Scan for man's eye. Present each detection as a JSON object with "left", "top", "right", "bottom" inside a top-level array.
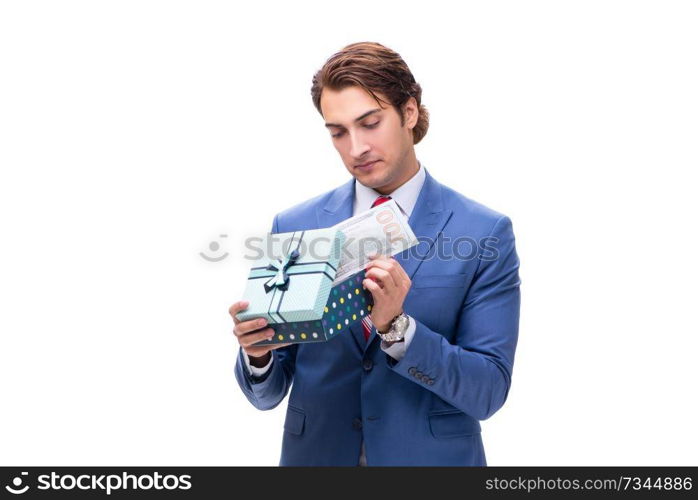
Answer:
[{"left": 331, "top": 122, "right": 378, "bottom": 138}]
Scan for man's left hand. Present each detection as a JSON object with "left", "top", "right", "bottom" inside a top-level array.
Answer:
[{"left": 362, "top": 255, "right": 412, "bottom": 333}]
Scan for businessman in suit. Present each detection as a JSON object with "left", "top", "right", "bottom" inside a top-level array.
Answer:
[{"left": 229, "top": 42, "right": 520, "bottom": 466}]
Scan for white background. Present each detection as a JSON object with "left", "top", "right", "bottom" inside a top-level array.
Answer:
[{"left": 1, "top": 0, "right": 696, "bottom": 466}]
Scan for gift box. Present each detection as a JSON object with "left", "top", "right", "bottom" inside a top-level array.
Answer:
[{"left": 238, "top": 228, "right": 373, "bottom": 345}]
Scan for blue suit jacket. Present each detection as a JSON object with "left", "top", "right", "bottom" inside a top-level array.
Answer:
[{"left": 235, "top": 168, "right": 521, "bottom": 466}]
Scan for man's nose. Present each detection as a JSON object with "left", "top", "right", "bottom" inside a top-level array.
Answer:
[{"left": 349, "top": 131, "right": 370, "bottom": 159}]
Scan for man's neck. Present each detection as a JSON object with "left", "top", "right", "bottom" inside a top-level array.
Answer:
[{"left": 374, "top": 157, "right": 420, "bottom": 195}]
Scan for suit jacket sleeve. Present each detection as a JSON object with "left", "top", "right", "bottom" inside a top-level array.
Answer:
[
  {"left": 385, "top": 215, "right": 521, "bottom": 420},
  {"left": 234, "top": 213, "right": 299, "bottom": 410}
]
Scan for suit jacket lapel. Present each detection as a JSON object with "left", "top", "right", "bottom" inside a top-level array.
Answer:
[
  {"left": 316, "top": 177, "right": 355, "bottom": 229},
  {"left": 393, "top": 169, "right": 453, "bottom": 280},
  {"left": 365, "top": 169, "right": 453, "bottom": 348}
]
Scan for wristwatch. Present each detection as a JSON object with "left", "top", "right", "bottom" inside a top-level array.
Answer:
[{"left": 376, "top": 312, "right": 410, "bottom": 342}]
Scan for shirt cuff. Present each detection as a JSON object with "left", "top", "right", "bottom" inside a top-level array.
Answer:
[
  {"left": 380, "top": 315, "right": 416, "bottom": 361},
  {"left": 242, "top": 349, "right": 273, "bottom": 377}
]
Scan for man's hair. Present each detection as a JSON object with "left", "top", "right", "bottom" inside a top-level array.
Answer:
[{"left": 311, "top": 41, "right": 429, "bottom": 145}]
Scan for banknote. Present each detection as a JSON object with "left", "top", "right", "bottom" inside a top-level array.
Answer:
[{"left": 331, "top": 199, "right": 418, "bottom": 285}]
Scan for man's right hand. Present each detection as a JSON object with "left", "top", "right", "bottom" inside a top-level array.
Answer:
[{"left": 229, "top": 300, "right": 291, "bottom": 367}]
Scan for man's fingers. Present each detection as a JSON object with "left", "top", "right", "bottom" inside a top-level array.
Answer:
[
  {"left": 234, "top": 317, "right": 269, "bottom": 337},
  {"left": 365, "top": 267, "right": 397, "bottom": 291},
  {"left": 228, "top": 300, "right": 249, "bottom": 316},
  {"left": 239, "top": 327, "right": 276, "bottom": 348},
  {"left": 367, "top": 255, "right": 401, "bottom": 276},
  {"left": 366, "top": 257, "right": 400, "bottom": 286},
  {"left": 229, "top": 300, "right": 250, "bottom": 323},
  {"left": 363, "top": 277, "right": 385, "bottom": 300},
  {"left": 367, "top": 256, "right": 410, "bottom": 290},
  {"left": 391, "top": 257, "right": 412, "bottom": 289}
]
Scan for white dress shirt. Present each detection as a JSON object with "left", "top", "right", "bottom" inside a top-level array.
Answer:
[{"left": 242, "top": 160, "right": 427, "bottom": 465}]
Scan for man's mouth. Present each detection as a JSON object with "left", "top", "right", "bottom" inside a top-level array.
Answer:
[{"left": 354, "top": 160, "right": 380, "bottom": 170}]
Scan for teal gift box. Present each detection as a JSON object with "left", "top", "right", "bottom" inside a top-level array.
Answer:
[{"left": 238, "top": 228, "right": 374, "bottom": 345}]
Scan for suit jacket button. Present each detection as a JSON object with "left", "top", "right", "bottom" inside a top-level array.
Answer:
[
  {"left": 426, "top": 378, "right": 434, "bottom": 385},
  {"left": 415, "top": 371, "right": 423, "bottom": 380},
  {"left": 352, "top": 418, "right": 363, "bottom": 430},
  {"left": 363, "top": 359, "right": 373, "bottom": 371},
  {"left": 408, "top": 367, "right": 417, "bottom": 376}
]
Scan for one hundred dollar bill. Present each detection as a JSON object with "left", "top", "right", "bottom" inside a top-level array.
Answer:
[{"left": 331, "top": 199, "right": 418, "bottom": 285}]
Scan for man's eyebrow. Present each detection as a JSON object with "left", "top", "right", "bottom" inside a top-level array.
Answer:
[{"left": 324, "top": 108, "right": 382, "bottom": 128}]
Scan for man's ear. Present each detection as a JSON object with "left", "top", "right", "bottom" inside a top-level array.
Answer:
[{"left": 402, "top": 97, "right": 419, "bottom": 129}]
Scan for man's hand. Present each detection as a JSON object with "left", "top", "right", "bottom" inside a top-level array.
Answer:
[
  {"left": 362, "top": 255, "right": 412, "bottom": 333},
  {"left": 229, "top": 300, "right": 291, "bottom": 367}
]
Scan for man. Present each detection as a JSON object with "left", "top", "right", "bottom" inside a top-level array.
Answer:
[{"left": 229, "top": 42, "right": 521, "bottom": 466}]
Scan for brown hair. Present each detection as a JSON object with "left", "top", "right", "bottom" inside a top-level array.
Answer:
[{"left": 311, "top": 42, "right": 430, "bottom": 145}]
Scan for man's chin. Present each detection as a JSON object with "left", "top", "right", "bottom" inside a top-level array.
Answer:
[
  {"left": 351, "top": 163, "right": 387, "bottom": 187},
  {"left": 353, "top": 172, "right": 384, "bottom": 189}
]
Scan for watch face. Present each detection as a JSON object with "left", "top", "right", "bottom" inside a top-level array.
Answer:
[
  {"left": 394, "top": 314, "right": 409, "bottom": 332},
  {"left": 381, "top": 314, "right": 408, "bottom": 341},
  {"left": 378, "top": 314, "right": 409, "bottom": 341}
]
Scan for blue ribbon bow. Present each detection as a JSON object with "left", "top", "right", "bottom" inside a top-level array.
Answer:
[{"left": 263, "top": 248, "right": 300, "bottom": 293}]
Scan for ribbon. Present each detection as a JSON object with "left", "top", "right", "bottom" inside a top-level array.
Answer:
[{"left": 263, "top": 249, "right": 300, "bottom": 293}]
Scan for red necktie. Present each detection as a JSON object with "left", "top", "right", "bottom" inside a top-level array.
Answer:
[{"left": 361, "top": 195, "right": 392, "bottom": 341}]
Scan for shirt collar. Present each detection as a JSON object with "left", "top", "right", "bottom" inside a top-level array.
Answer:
[{"left": 353, "top": 160, "right": 426, "bottom": 217}]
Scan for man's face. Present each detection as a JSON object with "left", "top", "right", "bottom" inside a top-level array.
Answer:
[{"left": 320, "top": 85, "right": 418, "bottom": 193}]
